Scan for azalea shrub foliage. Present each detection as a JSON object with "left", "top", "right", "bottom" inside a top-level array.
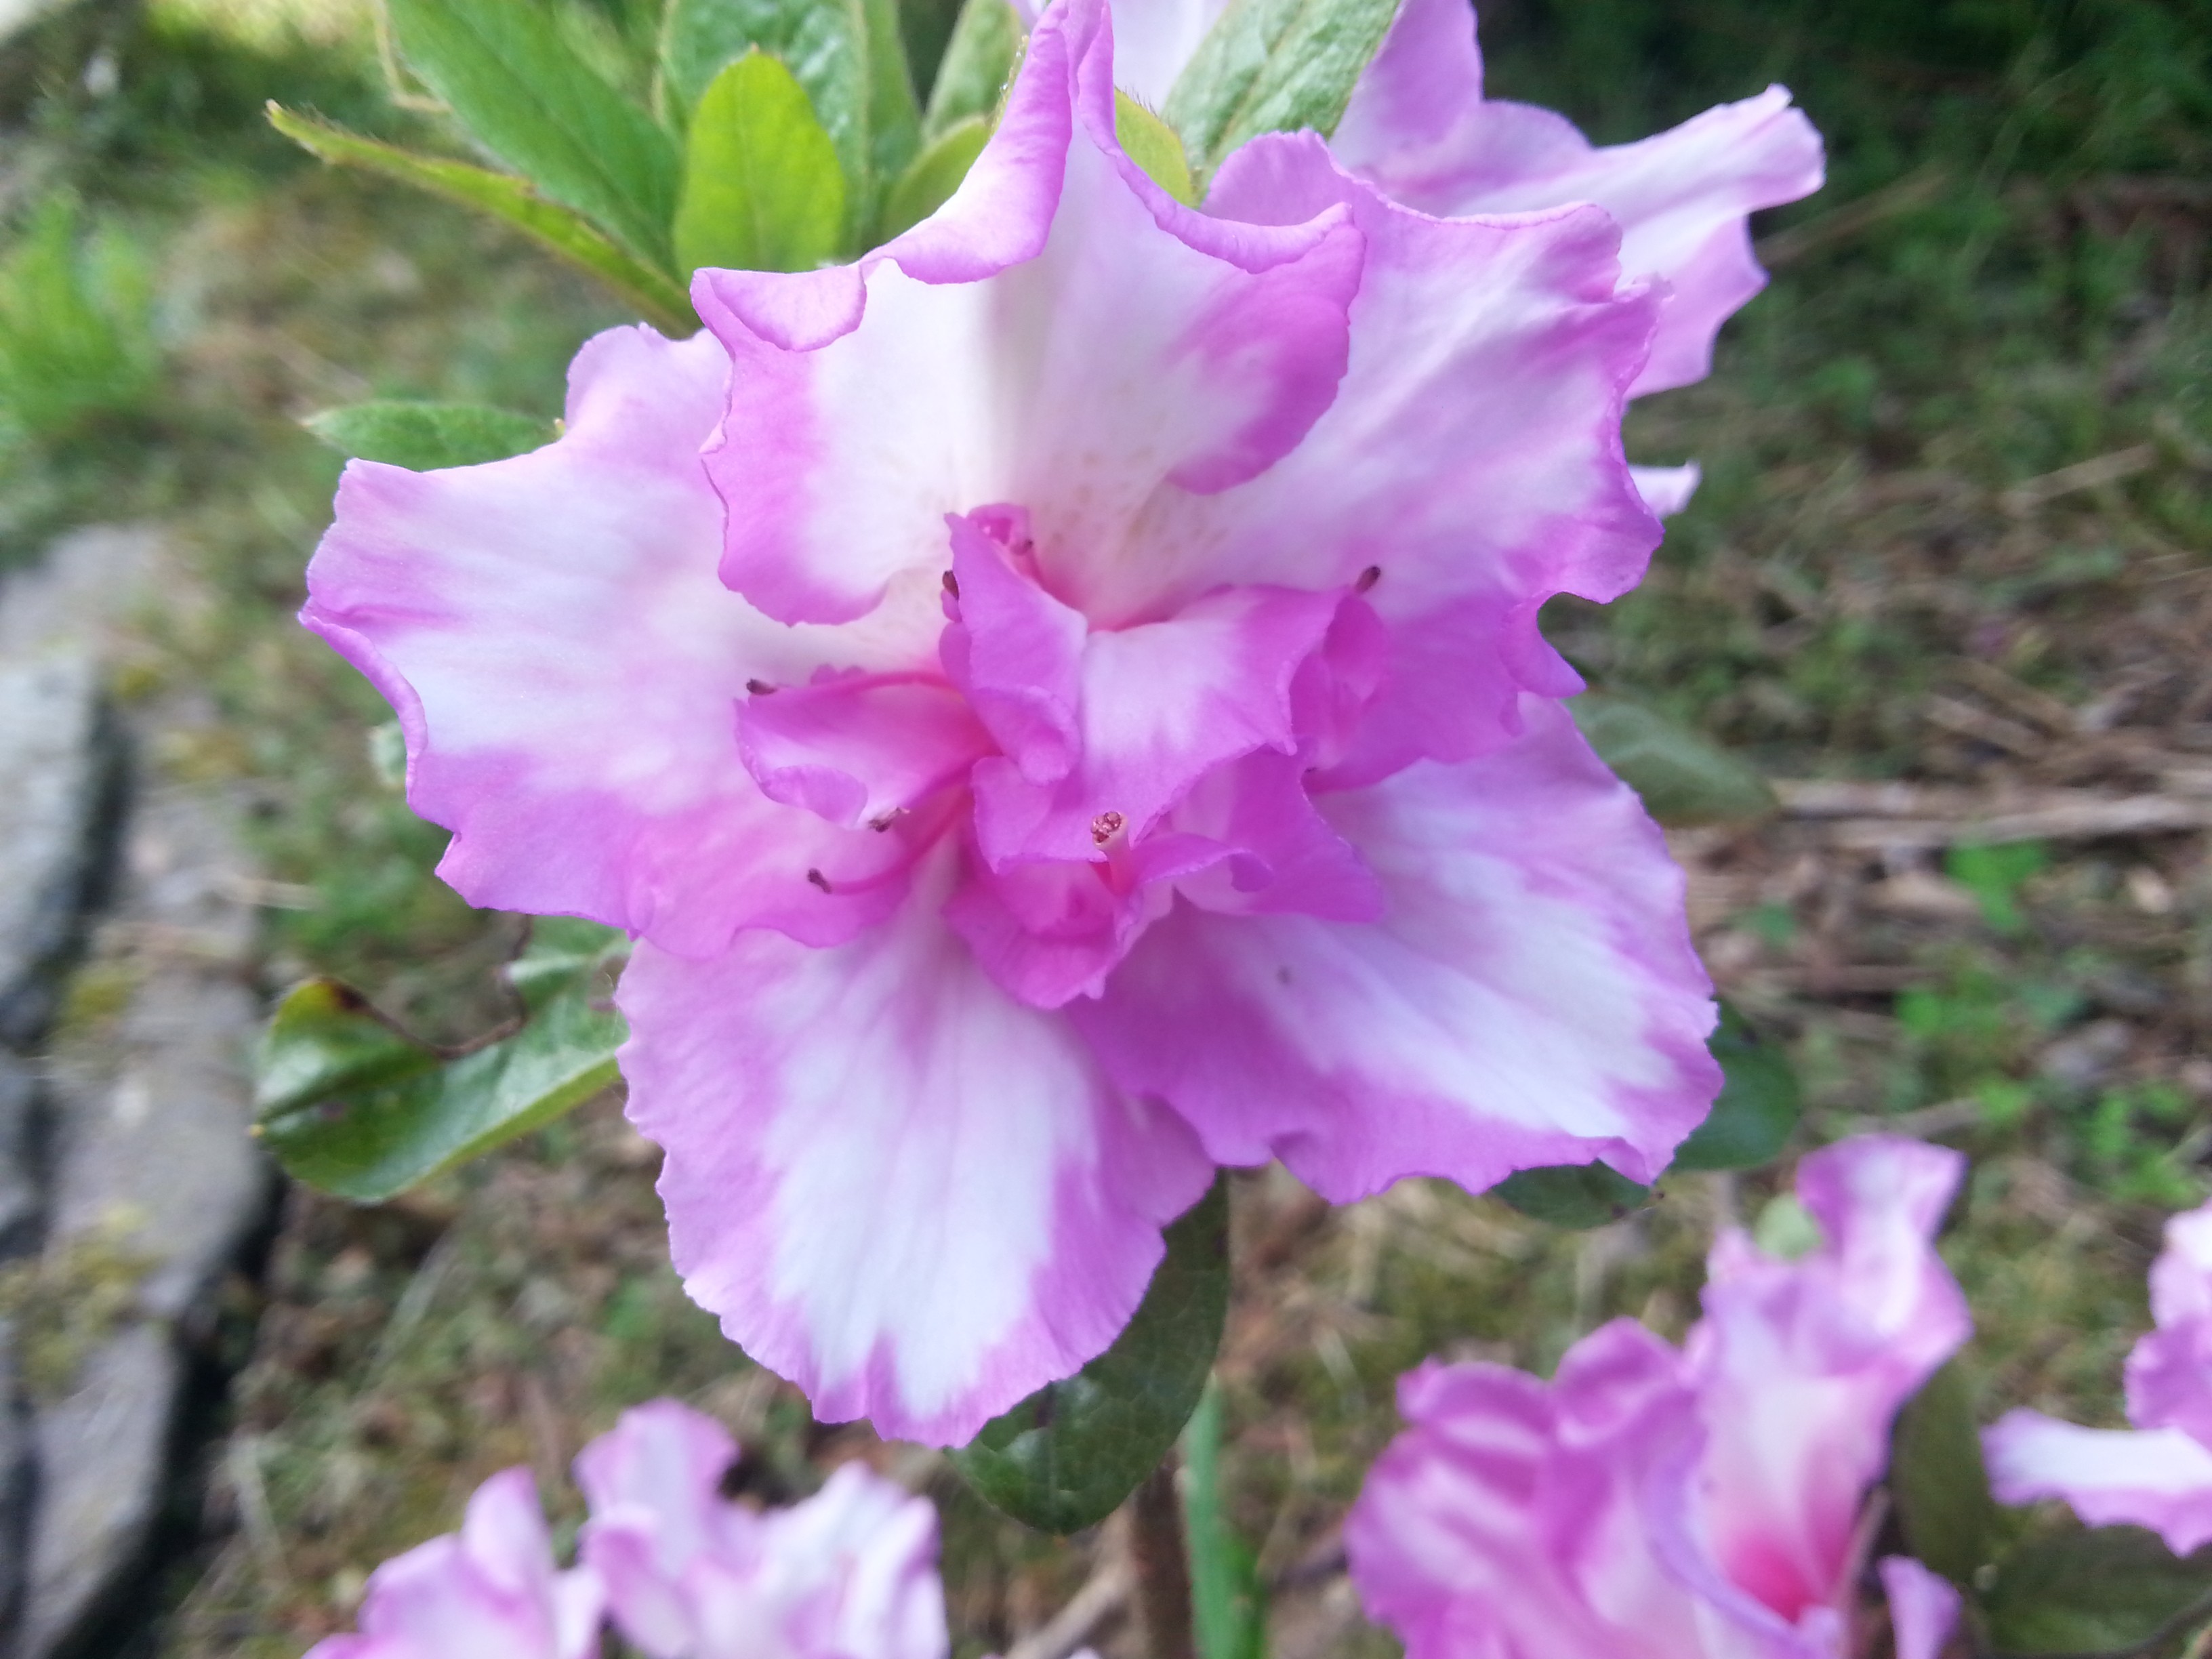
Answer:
[{"left": 254, "top": 0, "right": 2205, "bottom": 1653}]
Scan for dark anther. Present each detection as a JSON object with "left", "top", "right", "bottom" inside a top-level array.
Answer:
[
  {"left": 1090, "top": 810, "right": 1126, "bottom": 846},
  {"left": 1355, "top": 565, "right": 1382, "bottom": 592},
  {"left": 942, "top": 570, "right": 960, "bottom": 598},
  {"left": 745, "top": 678, "right": 776, "bottom": 695},
  {"left": 806, "top": 868, "right": 832, "bottom": 893},
  {"left": 868, "top": 808, "right": 906, "bottom": 832}
]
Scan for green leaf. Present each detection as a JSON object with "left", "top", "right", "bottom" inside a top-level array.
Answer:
[
  {"left": 661, "top": 0, "right": 876, "bottom": 207},
  {"left": 304, "top": 400, "right": 555, "bottom": 470},
  {"left": 949, "top": 1174, "right": 1230, "bottom": 1533},
  {"left": 1670, "top": 1002, "right": 1802, "bottom": 1172},
  {"left": 254, "top": 919, "right": 629, "bottom": 1204},
  {"left": 386, "top": 0, "right": 681, "bottom": 266},
  {"left": 1161, "top": 0, "right": 1399, "bottom": 185},
  {"left": 860, "top": 0, "right": 925, "bottom": 186},
  {"left": 875, "top": 115, "right": 989, "bottom": 242},
  {"left": 1115, "top": 90, "right": 1198, "bottom": 205},
  {"left": 1571, "top": 692, "right": 1778, "bottom": 827},
  {"left": 675, "top": 51, "right": 849, "bottom": 274},
  {"left": 1183, "top": 1382, "right": 1267, "bottom": 1659},
  {"left": 922, "top": 0, "right": 1019, "bottom": 137},
  {"left": 1890, "top": 1360, "right": 1999, "bottom": 1586},
  {"left": 1984, "top": 1526, "right": 2212, "bottom": 1656},
  {"left": 1493, "top": 1162, "right": 1652, "bottom": 1229},
  {"left": 267, "top": 104, "right": 695, "bottom": 333},
  {"left": 898, "top": 0, "right": 968, "bottom": 110}
]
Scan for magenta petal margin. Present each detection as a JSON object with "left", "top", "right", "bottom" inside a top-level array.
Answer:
[
  {"left": 1345, "top": 1136, "right": 1969, "bottom": 1659},
  {"left": 1986, "top": 1197, "right": 2212, "bottom": 1553},
  {"left": 302, "top": 0, "right": 1727, "bottom": 1443}
]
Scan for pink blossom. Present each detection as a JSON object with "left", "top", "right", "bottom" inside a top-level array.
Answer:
[
  {"left": 1115, "top": 0, "right": 1824, "bottom": 516},
  {"left": 577, "top": 1399, "right": 947, "bottom": 1659},
  {"left": 1985, "top": 1197, "right": 2212, "bottom": 1553},
  {"left": 303, "top": 0, "right": 1720, "bottom": 1443},
  {"left": 307, "top": 1469, "right": 602, "bottom": 1659},
  {"left": 1345, "top": 1136, "right": 1969, "bottom": 1659}
]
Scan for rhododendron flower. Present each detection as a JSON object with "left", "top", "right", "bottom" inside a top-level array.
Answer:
[
  {"left": 307, "top": 1469, "right": 602, "bottom": 1659},
  {"left": 1985, "top": 1196, "right": 2212, "bottom": 1553},
  {"left": 577, "top": 1399, "right": 946, "bottom": 1659},
  {"left": 304, "top": 0, "right": 1721, "bottom": 1443},
  {"left": 1345, "top": 1136, "right": 1969, "bottom": 1658},
  {"left": 1115, "top": 0, "right": 1825, "bottom": 516}
]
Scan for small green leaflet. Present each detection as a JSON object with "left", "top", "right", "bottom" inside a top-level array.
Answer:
[
  {"left": 386, "top": 0, "right": 682, "bottom": 268},
  {"left": 1572, "top": 692, "right": 1778, "bottom": 827},
  {"left": 949, "top": 1175, "right": 1229, "bottom": 1533},
  {"left": 922, "top": 0, "right": 1021, "bottom": 138},
  {"left": 255, "top": 919, "right": 629, "bottom": 1203},
  {"left": 1492, "top": 1161, "right": 1652, "bottom": 1229},
  {"left": 676, "top": 52, "right": 850, "bottom": 274},
  {"left": 876, "top": 115, "right": 990, "bottom": 243},
  {"left": 1162, "top": 0, "right": 1400, "bottom": 185},
  {"left": 1116, "top": 91, "right": 1199, "bottom": 205},
  {"left": 304, "top": 400, "right": 555, "bottom": 470},
  {"left": 1669, "top": 1002, "right": 1801, "bottom": 1172},
  {"left": 661, "top": 0, "right": 876, "bottom": 214},
  {"left": 1889, "top": 1360, "right": 2000, "bottom": 1587},
  {"left": 266, "top": 104, "right": 695, "bottom": 333}
]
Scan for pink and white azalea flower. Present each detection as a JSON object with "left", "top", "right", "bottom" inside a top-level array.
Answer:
[
  {"left": 577, "top": 1399, "right": 947, "bottom": 1659},
  {"left": 308, "top": 1469, "right": 602, "bottom": 1659},
  {"left": 1985, "top": 1197, "right": 2212, "bottom": 1553},
  {"left": 1114, "top": 0, "right": 1825, "bottom": 516},
  {"left": 303, "top": 0, "right": 1721, "bottom": 1443},
  {"left": 1345, "top": 1136, "right": 1969, "bottom": 1659}
]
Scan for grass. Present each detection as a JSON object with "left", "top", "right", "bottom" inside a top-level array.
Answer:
[{"left": 0, "top": 0, "right": 2201, "bottom": 1651}]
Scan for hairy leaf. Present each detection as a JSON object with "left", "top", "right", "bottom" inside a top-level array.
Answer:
[
  {"left": 255, "top": 920, "right": 629, "bottom": 1203},
  {"left": 1162, "top": 0, "right": 1399, "bottom": 183},
  {"left": 1494, "top": 1162, "right": 1652, "bottom": 1229},
  {"left": 304, "top": 400, "right": 554, "bottom": 470},
  {"left": 1115, "top": 90, "right": 1198, "bottom": 205},
  {"left": 1572, "top": 692, "right": 1778, "bottom": 827},
  {"left": 387, "top": 0, "right": 681, "bottom": 266},
  {"left": 875, "top": 114, "right": 989, "bottom": 241},
  {"left": 267, "top": 105, "right": 695, "bottom": 332},
  {"left": 1671, "top": 1002, "right": 1802, "bottom": 1172},
  {"left": 1891, "top": 1360, "right": 2000, "bottom": 1586},
  {"left": 922, "top": 0, "right": 1020, "bottom": 136},
  {"left": 676, "top": 52, "right": 849, "bottom": 273},
  {"left": 949, "top": 1176, "right": 1229, "bottom": 1533},
  {"left": 1984, "top": 1526, "right": 2212, "bottom": 1656}
]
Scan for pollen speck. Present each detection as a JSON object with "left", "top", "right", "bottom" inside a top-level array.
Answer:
[
  {"left": 1355, "top": 565, "right": 1381, "bottom": 592},
  {"left": 806, "top": 868, "right": 832, "bottom": 892},
  {"left": 745, "top": 678, "right": 776, "bottom": 695},
  {"left": 942, "top": 571, "right": 960, "bottom": 598}
]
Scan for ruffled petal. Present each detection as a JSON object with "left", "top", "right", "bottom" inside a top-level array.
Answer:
[
  {"left": 1879, "top": 1557, "right": 1961, "bottom": 1659},
  {"left": 1071, "top": 697, "right": 1718, "bottom": 1202},
  {"left": 575, "top": 1399, "right": 743, "bottom": 1576},
  {"left": 698, "top": 0, "right": 1361, "bottom": 628},
  {"left": 301, "top": 326, "right": 940, "bottom": 956},
  {"left": 1984, "top": 1413, "right": 2212, "bottom": 1556},
  {"left": 1171, "top": 134, "right": 1662, "bottom": 762},
  {"left": 739, "top": 674, "right": 992, "bottom": 830},
  {"left": 754, "top": 1464, "right": 949, "bottom": 1659},
  {"left": 2126, "top": 1202, "right": 2212, "bottom": 1448},
  {"left": 616, "top": 849, "right": 1215, "bottom": 1443},
  {"left": 1632, "top": 463, "right": 1702, "bottom": 519},
  {"left": 1687, "top": 1137, "right": 1969, "bottom": 1627}
]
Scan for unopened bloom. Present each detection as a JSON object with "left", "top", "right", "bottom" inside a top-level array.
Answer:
[
  {"left": 305, "top": 0, "right": 1720, "bottom": 1443},
  {"left": 307, "top": 1469, "right": 602, "bottom": 1659},
  {"left": 577, "top": 1399, "right": 946, "bottom": 1659},
  {"left": 1114, "top": 0, "right": 1826, "bottom": 516},
  {"left": 1346, "top": 1136, "right": 1969, "bottom": 1659},
  {"left": 1985, "top": 1196, "right": 2212, "bottom": 1553}
]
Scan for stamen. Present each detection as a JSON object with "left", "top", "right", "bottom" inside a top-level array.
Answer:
[
  {"left": 806, "top": 868, "right": 832, "bottom": 893},
  {"left": 867, "top": 808, "right": 906, "bottom": 832},
  {"left": 1090, "top": 810, "right": 1126, "bottom": 846},
  {"left": 1355, "top": 565, "right": 1381, "bottom": 592},
  {"left": 745, "top": 678, "right": 776, "bottom": 695},
  {"left": 941, "top": 570, "right": 960, "bottom": 598}
]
